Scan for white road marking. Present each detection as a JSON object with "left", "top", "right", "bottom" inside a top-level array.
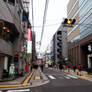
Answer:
[
  {"left": 7, "top": 89, "right": 30, "bottom": 92},
  {"left": 48, "top": 75, "right": 56, "bottom": 79},
  {"left": 67, "top": 75, "right": 78, "bottom": 79},
  {"left": 0, "top": 91, "right": 2, "bottom": 92}
]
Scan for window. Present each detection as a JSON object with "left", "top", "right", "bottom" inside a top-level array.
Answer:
[
  {"left": 8, "top": 0, "right": 15, "bottom": 5},
  {"left": 3, "top": 0, "right": 7, "bottom": 2},
  {"left": 57, "top": 31, "right": 62, "bottom": 35},
  {"left": 0, "top": 27, "right": 15, "bottom": 44}
]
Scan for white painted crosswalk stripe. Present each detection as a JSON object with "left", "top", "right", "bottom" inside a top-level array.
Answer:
[
  {"left": 7, "top": 89, "right": 30, "bottom": 92},
  {"left": 67, "top": 75, "right": 78, "bottom": 79},
  {"left": 64, "top": 76, "right": 71, "bottom": 79},
  {"left": 48, "top": 75, "right": 56, "bottom": 79}
]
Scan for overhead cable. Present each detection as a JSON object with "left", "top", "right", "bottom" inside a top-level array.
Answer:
[{"left": 40, "top": 0, "right": 49, "bottom": 51}]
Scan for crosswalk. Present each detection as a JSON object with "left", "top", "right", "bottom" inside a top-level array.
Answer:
[
  {"left": 0, "top": 89, "right": 30, "bottom": 92},
  {"left": 47, "top": 74, "right": 78, "bottom": 80},
  {"left": 48, "top": 75, "right": 56, "bottom": 79}
]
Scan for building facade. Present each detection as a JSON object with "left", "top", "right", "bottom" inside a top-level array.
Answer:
[
  {"left": 0, "top": 0, "right": 30, "bottom": 78},
  {"left": 31, "top": 31, "right": 36, "bottom": 62},
  {"left": 51, "top": 25, "right": 68, "bottom": 65},
  {"left": 67, "top": 0, "right": 92, "bottom": 72}
]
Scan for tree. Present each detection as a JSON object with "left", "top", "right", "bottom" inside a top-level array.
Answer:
[{"left": 67, "top": 55, "right": 75, "bottom": 68}]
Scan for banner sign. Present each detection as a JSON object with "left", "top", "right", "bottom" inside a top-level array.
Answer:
[
  {"left": 27, "top": 41, "right": 32, "bottom": 53},
  {"left": 27, "top": 28, "right": 31, "bottom": 41}
]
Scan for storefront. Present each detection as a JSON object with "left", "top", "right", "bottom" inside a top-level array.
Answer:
[{"left": 68, "top": 34, "right": 92, "bottom": 72}]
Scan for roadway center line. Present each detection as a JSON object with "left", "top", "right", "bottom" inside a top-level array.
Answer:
[
  {"left": 48, "top": 75, "right": 56, "bottom": 79},
  {"left": 7, "top": 89, "right": 30, "bottom": 92}
]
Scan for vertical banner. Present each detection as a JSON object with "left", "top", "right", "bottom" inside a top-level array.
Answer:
[
  {"left": 27, "top": 41, "right": 32, "bottom": 53},
  {"left": 27, "top": 28, "right": 31, "bottom": 41},
  {"left": 27, "top": 28, "right": 32, "bottom": 53}
]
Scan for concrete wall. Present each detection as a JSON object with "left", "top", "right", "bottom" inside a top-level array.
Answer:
[
  {"left": 0, "top": 39, "right": 13, "bottom": 56},
  {"left": 0, "top": 0, "right": 13, "bottom": 23}
]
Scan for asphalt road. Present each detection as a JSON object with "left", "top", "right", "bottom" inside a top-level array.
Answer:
[{"left": 2, "top": 68, "right": 92, "bottom": 92}]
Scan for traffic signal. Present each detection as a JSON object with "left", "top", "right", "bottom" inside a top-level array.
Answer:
[
  {"left": 63, "top": 18, "right": 76, "bottom": 26},
  {"left": 63, "top": 18, "right": 68, "bottom": 24},
  {"left": 68, "top": 19, "right": 72, "bottom": 24},
  {"left": 71, "top": 19, "right": 76, "bottom": 24}
]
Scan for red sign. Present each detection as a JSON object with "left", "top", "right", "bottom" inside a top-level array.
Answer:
[{"left": 27, "top": 28, "right": 31, "bottom": 41}]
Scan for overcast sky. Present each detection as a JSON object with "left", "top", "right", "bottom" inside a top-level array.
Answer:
[{"left": 29, "top": 0, "right": 69, "bottom": 53}]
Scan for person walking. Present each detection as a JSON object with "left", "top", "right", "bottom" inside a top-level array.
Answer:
[
  {"left": 40, "top": 60, "right": 44, "bottom": 72},
  {"left": 77, "top": 64, "right": 82, "bottom": 76},
  {"left": 59, "top": 63, "right": 63, "bottom": 71},
  {"left": 73, "top": 65, "right": 76, "bottom": 72}
]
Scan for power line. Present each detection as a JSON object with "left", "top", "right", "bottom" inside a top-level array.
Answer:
[
  {"left": 31, "top": 0, "right": 34, "bottom": 31},
  {"left": 32, "top": 23, "right": 61, "bottom": 28},
  {"left": 40, "top": 0, "right": 49, "bottom": 51}
]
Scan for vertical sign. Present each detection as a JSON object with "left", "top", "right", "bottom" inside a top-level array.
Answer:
[
  {"left": 27, "top": 28, "right": 31, "bottom": 41},
  {"left": 27, "top": 28, "right": 32, "bottom": 53}
]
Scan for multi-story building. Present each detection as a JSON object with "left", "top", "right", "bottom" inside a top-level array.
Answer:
[
  {"left": 51, "top": 25, "right": 67, "bottom": 65},
  {"left": 67, "top": 0, "right": 92, "bottom": 71},
  {"left": 0, "top": 0, "right": 30, "bottom": 78},
  {"left": 31, "top": 31, "right": 36, "bottom": 62}
]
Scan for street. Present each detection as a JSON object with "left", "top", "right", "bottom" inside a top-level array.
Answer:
[
  {"left": 1, "top": 68, "right": 92, "bottom": 92},
  {"left": 30, "top": 68, "right": 92, "bottom": 92}
]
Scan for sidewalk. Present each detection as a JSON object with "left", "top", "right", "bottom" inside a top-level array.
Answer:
[
  {"left": 30, "top": 67, "right": 49, "bottom": 87},
  {"left": 65, "top": 69, "right": 92, "bottom": 80},
  {"left": 0, "top": 68, "right": 49, "bottom": 90},
  {"left": 0, "top": 72, "right": 30, "bottom": 85},
  {"left": 0, "top": 70, "right": 34, "bottom": 89}
]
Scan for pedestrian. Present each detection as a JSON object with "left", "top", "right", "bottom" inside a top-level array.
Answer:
[
  {"left": 25, "top": 63, "right": 29, "bottom": 72},
  {"left": 65, "top": 65, "right": 68, "bottom": 72},
  {"left": 65, "top": 65, "right": 68, "bottom": 69},
  {"left": 40, "top": 64, "right": 43, "bottom": 72},
  {"left": 73, "top": 65, "right": 76, "bottom": 72},
  {"left": 30, "top": 63, "right": 33, "bottom": 71},
  {"left": 77, "top": 64, "right": 82, "bottom": 76},
  {"left": 59, "top": 63, "right": 63, "bottom": 71}
]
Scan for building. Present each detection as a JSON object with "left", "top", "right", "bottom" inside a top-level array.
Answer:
[
  {"left": 59, "top": 25, "right": 68, "bottom": 60},
  {"left": 51, "top": 25, "right": 68, "bottom": 65},
  {"left": 0, "top": 0, "right": 30, "bottom": 78},
  {"left": 67, "top": 0, "right": 92, "bottom": 72},
  {"left": 31, "top": 31, "right": 36, "bottom": 62},
  {"left": 45, "top": 43, "right": 52, "bottom": 66}
]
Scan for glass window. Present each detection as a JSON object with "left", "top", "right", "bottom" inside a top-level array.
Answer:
[
  {"left": 57, "top": 31, "right": 62, "bottom": 35},
  {"left": 3, "top": 0, "right": 7, "bottom": 2},
  {"left": 8, "top": 0, "right": 15, "bottom": 5},
  {"left": 0, "top": 27, "right": 15, "bottom": 44}
]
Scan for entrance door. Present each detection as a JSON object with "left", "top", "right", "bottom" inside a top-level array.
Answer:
[
  {"left": 0, "top": 56, "right": 4, "bottom": 78},
  {"left": 88, "top": 55, "right": 92, "bottom": 69}
]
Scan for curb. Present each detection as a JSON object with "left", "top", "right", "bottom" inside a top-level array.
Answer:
[
  {"left": 51, "top": 68, "right": 92, "bottom": 81},
  {"left": 0, "top": 70, "right": 35, "bottom": 88},
  {"left": 63, "top": 70, "right": 91, "bottom": 80}
]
